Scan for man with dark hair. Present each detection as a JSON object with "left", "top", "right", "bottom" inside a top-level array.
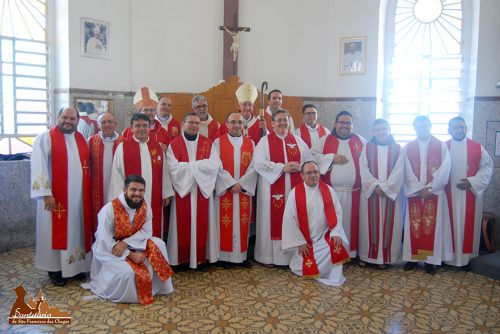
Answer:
[
  {"left": 31, "top": 107, "right": 92, "bottom": 286},
  {"left": 359, "top": 118, "right": 404, "bottom": 268},
  {"left": 263, "top": 89, "right": 295, "bottom": 132},
  {"left": 166, "top": 112, "right": 220, "bottom": 270},
  {"left": 87, "top": 174, "right": 174, "bottom": 305},
  {"left": 214, "top": 112, "right": 258, "bottom": 267},
  {"left": 282, "top": 161, "right": 349, "bottom": 285},
  {"left": 294, "top": 104, "right": 330, "bottom": 148},
  {"left": 109, "top": 112, "right": 173, "bottom": 239},
  {"left": 123, "top": 87, "right": 170, "bottom": 150},
  {"left": 402, "top": 115, "right": 452, "bottom": 275},
  {"left": 311, "top": 110, "right": 366, "bottom": 259},
  {"left": 444, "top": 116, "right": 492, "bottom": 268},
  {"left": 254, "top": 109, "right": 311, "bottom": 267}
]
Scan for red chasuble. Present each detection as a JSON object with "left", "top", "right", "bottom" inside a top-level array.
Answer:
[
  {"left": 89, "top": 134, "right": 122, "bottom": 235},
  {"left": 49, "top": 126, "right": 92, "bottom": 252},
  {"left": 218, "top": 134, "right": 254, "bottom": 252},
  {"left": 170, "top": 135, "right": 213, "bottom": 264},
  {"left": 321, "top": 133, "right": 364, "bottom": 251},
  {"left": 165, "top": 118, "right": 181, "bottom": 140},
  {"left": 407, "top": 136, "right": 442, "bottom": 260},
  {"left": 298, "top": 123, "right": 327, "bottom": 148},
  {"left": 295, "top": 182, "right": 350, "bottom": 277},
  {"left": 445, "top": 139, "right": 481, "bottom": 253},
  {"left": 365, "top": 142, "right": 400, "bottom": 262},
  {"left": 122, "top": 138, "right": 164, "bottom": 238},
  {"left": 267, "top": 132, "right": 302, "bottom": 240},
  {"left": 112, "top": 198, "right": 173, "bottom": 305},
  {"left": 205, "top": 119, "right": 221, "bottom": 141}
]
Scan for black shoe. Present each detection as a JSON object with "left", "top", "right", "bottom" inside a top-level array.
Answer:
[
  {"left": 48, "top": 271, "right": 67, "bottom": 287},
  {"left": 403, "top": 262, "right": 417, "bottom": 271},
  {"left": 197, "top": 263, "right": 209, "bottom": 272},
  {"left": 72, "top": 273, "right": 88, "bottom": 280},
  {"left": 222, "top": 262, "right": 233, "bottom": 270},
  {"left": 425, "top": 263, "right": 436, "bottom": 275},
  {"left": 242, "top": 260, "right": 253, "bottom": 268}
]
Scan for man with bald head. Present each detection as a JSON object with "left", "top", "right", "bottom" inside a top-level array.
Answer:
[
  {"left": 31, "top": 107, "right": 93, "bottom": 286},
  {"left": 88, "top": 112, "right": 122, "bottom": 235}
]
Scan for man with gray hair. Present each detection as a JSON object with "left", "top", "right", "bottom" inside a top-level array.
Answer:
[{"left": 192, "top": 95, "right": 220, "bottom": 141}]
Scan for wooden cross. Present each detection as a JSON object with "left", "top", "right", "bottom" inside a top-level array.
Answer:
[{"left": 219, "top": 0, "right": 251, "bottom": 79}]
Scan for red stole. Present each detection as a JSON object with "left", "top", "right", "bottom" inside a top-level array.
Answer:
[
  {"left": 49, "top": 126, "right": 92, "bottom": 252},
  {"left": 122, "top": 138, "right": 164, "bottom": 238},
  {"left": 170, "top": 135, "right": 212, "bottom": 264},
  {"left": 321, "top": 133, "right": 363, "bottom": 251},
  {"left": 89, "top": 134, "right": 122, "bottom": 236},
  {"left": 295, "top": 182, "right": 350, "bottom": 277},
  {"left": 366, "top": 142, "right": 400, "bottom": 262},
  {"left": 112, "top": 198, "right": 173, "bottom": 305},
  {"left": 219, "top": 134, "right": 253, "bottom": 252},
  {"left": 445, "top": 139, "right": 481, "bottom": 253},
  {"left": 205, "top": 119, "right": 221, "bottom": 141},
  {"left": 407, "top": 136, "right": 441, "bottom": 259},
  {"left": 299, "top": 123, "right": 327, "bottom": 148},
  {"left": 166, "top": 118, "right": 181, "bottom": 140},
  {"left": 268, "top": 132, "right": 302, "bottom": 240}
]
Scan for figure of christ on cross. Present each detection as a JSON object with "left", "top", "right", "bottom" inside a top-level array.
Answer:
[{"left": 221, "top": 25, "right": 250, "bottom": 62}]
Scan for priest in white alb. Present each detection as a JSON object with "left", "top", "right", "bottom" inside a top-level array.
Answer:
[
  {"left": 88, "top": 174, "right": 174, "bottom": 305},
  {"left": 109, "top": 112, "right": 173, "bottom": 239},
  {"left": 254, "top": 109, "right": 311, "bottom": 266},
  {"left": 402, "top": 115, "right": 452, "bottom": 275},
  {"left": 359, "top": 119, "right": 404, "bottom": 268},
  {"left": 444, "top": 116, "right": 493, "bottom": 268},
  {"left": 311, "top": 110, "right": 366, "bottom": 258},
  {"left": 214, "top": 112, "right": 258, "bottom": 267},
  {"left": 282, "top": 161, "right": 350, "bottom": 286},
  {"left": 88, "top": 112, "right": 122, "bottom": 235},
  {"left": 166, "top": 112, "right": 220, "bottom": 269},
  {"left": 31, "top": 107, "right": 92, "bottom": 286}
]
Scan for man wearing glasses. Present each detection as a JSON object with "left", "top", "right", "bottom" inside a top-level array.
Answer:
[
  {"left": 294, "top": 104, "right": 330, "bottom": 149},
  {"left": 311, "top": 111, "right": 366, "bottom": 259},
  {"left": 191, "top": 95, "right": 220, "bottom": 141}
]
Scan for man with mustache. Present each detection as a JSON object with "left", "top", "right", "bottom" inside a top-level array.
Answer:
[{"left": 30, "top": 107, "right": 92, "bottom": 286}]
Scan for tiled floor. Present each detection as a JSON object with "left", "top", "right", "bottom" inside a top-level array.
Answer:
[{"left": 1, "top": 248, "right": 499, "bottom": 333}]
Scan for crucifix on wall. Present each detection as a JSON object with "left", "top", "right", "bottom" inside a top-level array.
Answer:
[{"left": 219, "top": 0, "right": 251, "bottom": 79}]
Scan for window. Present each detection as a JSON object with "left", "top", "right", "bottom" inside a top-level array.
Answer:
[
  {"left": 381, "top": 0, "right": 463, "bottom": 144},
  {"left": 0, "top": 0, "right": 49, "bottom": 154}
]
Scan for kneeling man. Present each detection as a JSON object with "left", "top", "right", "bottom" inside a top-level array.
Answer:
[
  {"left": 89, "top": 174, "right": 174, "bottom": 305},
  {"left": 282, "top": 161, "right": 350, "bottom": 286}
]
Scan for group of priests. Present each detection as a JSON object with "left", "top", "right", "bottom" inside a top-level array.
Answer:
[{"left": 30, "top": 81, "right": 493, "bottom": 305}]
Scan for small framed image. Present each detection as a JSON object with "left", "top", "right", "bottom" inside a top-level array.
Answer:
[
  {"left": 340, "top": 36, "right": 366, "bottom": 75},
  {"left": 73, "top": 98, "right": 114, "bottom": 117},
  {"left": 81, "top": 18, "right": 110, "bottom": 59}
]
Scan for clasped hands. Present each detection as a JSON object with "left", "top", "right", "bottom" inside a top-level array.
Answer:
[
  {"left": 283, "top": 162, "right": 301, "bottom": 173},
  {"left": 112, "top": 241, "right": 145, "bottom": 263}
]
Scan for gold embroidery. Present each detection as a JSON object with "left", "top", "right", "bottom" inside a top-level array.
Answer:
[
  {"left": 241, "top": 152, "right": 252, "bottom": 167},
  {"left": 305, "top": 258, "right": 313, "bottom": 268},
  {"left": 241, "top": 213, "right": 249, "bottom": 225},
  {"left": 82, "top": 160, "right": 89, "bottom": 175},
  {"left": 53, "top": 203, "right": 66, "bottom": 219},
  {"left": 271, "top": 194, "right": 284, "bottom": 208},
  {"left": 221, "top": 215, "right": 231, "bottom": 228},
  {"left": 241, "top": 196, "right": 249, "bottom": 210},
  {"left": 221, "top": 197, "right": 231, "bottom": 211}
]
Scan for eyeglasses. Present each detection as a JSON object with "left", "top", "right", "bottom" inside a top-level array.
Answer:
[
  {"left": 184, "top": 121, "right": 200, "bottom": 125},
  {"left": 194, "top": 104, "right": 208, "bottom": 109},
  {"left": 228, "top": 120, "right": 244, "bottom": 125},
  {"left": 304, "top": 112, "right": 317, "bottom": 116},
  {"left": 274, "top": 118, "right": 289, "bottom": 123},
  {"left": 337, "top": 121, "right": 353, "bottom": 126}
]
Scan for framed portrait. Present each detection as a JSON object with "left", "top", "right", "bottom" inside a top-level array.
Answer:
[
  {"left": 73, "top": 98, "right": 114, "bottom": 117},
  {"left": 340, "top": 36, "right": 366, "bottom": 75},
  {"left": 81, "top": 18, "right": 110, "bottom": 59}
]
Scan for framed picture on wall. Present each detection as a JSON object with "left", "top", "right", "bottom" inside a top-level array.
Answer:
[
  {"left": 340, "top": 36, "right": 366, "bottom": 75},
  {"left": 73, "top": 98, "right": 114, "bottom": 117},
  {"left": 81, "top": 18, "right": 110, "bottom": 59}
]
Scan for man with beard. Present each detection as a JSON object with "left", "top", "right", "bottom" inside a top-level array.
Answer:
[
  {"left": 220, "top": 82, "right": 268, "bottom": 144},
  {"left": 31, "top": 107, "right": 92, "bottom": 286},
  {"left": 192, "top": 95, "right": 220, "bottom": 141},
  {"left": 109, "top": 113, "right": 173, "bottom": 239},
  {"left": 311, "top": 110, "right": 366, "bottom": 258},
  {"left": 254, "top": 110, "right": 311, "bottom": 267},
  {"left": 359, "top": 119, "right": 404, "bottom": 268},
  {"left": 156, "top": 96, "right": 181, "bottom": 141},
  {"left": 282, "top": 161, "right": 349, "bottom": 286},
  {"left": 122, "top": 87, "right": 170, "bottom": 150},
  {"left": 294, "top": 104, "right": 330, "bottom": 148},
  {"left": 444, "top": 116, "right": 492, "bottom": 268},
  {"left": 88, "top": 174, "right": 174, "bottom": 305},
  {"left": 402, "top": 115, "right": 452, "bottom": 275}
]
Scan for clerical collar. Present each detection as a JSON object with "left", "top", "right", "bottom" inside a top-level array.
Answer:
[
  {"left": 99, "top": 131, "right": 119, "bottom": 141},
  {"left": 183, "top": 132, "right": 198, "bottom": 141},
  {"left": 305, "top": 182, "right": 319, "bottom": 190},
  {"left": 228, "top": 133, "right": 242, "bottom": 138},
  {"left": 331, "top": 128, "right": 352, "bottom": 140},
  {"left": 132, "top": 135, "right": 149, "bottom": 144},
  {"left": 274, "top": 132, "right": 288, "bottom": 139},
  {"left": 370, "top": 135, "right": 395, "bottom": 146},
  {"left": 418, "top": 136, "right": 431, "bottom": 144},
  {"left": 157, "top": 114, "right": 171, "bottom": 124},
  {"left": 306, "top": 123, "right": 318, "bottom": 131}
]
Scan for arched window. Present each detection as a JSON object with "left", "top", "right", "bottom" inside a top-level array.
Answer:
[
  {"left": 380, "top": 0, "right": 464, "bottom": 144},
  {"left": 0, "top": 0, "right": 48, "bottom": 154}
]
